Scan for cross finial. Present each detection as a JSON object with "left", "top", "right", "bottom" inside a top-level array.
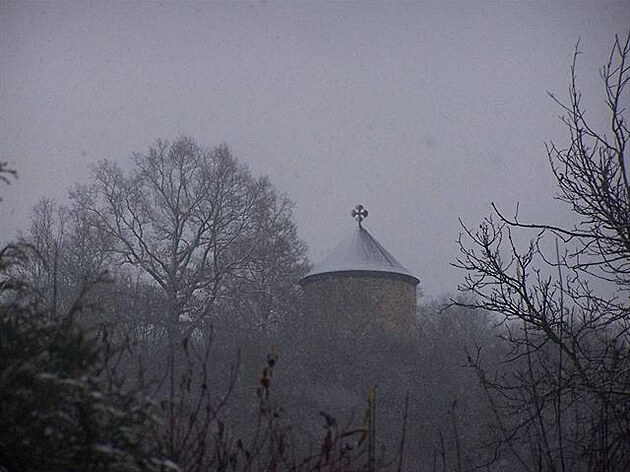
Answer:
[{"left": 351, "top": 204, "right": 368, "bottom": 227}]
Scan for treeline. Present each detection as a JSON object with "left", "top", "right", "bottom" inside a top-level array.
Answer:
[
  {"left": 0, "top": 245, "right": 503, "bottom": 470},
  {"left": 0, "top": 138, "right": 502, "bottom": 470}
]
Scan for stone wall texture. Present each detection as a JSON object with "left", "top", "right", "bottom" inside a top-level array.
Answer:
[{"left": 300, "top": 273, "right": 417, "bottom": 338}]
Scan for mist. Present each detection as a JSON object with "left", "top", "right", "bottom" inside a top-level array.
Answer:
[
  {"left": 1, "top": 2, "right": 629, "bottom": 471},
  {"left": 2, "top": 1, "right": 627, "bottom": 296}
]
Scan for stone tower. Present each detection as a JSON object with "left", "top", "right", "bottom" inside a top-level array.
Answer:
[{"left": 300, "top": 205, "right": 419, "bottom": 338}]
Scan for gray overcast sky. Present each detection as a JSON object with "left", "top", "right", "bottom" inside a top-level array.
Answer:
[{"left": 1, "top": 1, "right": 628, "bottom": 297}]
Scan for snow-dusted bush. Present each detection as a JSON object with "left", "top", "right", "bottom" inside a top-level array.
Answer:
[{"left": 0, "top": 245, "right": 178, "bottom": 471}]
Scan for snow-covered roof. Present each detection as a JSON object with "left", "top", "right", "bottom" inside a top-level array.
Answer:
[{"left": 301, "top": 225, "right": 419, "bottom": 284}]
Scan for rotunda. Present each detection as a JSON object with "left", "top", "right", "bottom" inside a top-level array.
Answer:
[{"left": 300, "top": 205, "right": 419, "bottom": 337}]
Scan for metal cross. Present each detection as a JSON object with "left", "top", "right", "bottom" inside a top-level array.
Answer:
[{"left": 351, "top": 204, "right": 368, "bottom": 226}]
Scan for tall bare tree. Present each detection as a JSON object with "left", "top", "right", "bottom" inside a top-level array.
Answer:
[
  {"left": 71, "top": 137, "right": 307, "bottom": 339},
  {"left": 455, "top": 33, "right": 630, "bottom": 471}
]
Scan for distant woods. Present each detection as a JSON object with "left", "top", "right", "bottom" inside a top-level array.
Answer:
[{"left": 1, "top": 137, "right": 496, "bottom": 470}]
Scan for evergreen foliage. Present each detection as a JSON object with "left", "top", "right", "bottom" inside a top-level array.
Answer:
[{"left": 0, "top": 246, "right": 177, "bottom": 472}]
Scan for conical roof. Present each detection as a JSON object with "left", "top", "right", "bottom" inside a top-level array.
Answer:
[{"left": 301, "top": 225, "right": 419, "bottom": 285}]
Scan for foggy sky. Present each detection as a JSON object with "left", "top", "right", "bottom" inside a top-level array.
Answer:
[{"left": 1, "top": 1, "right": 628, "bottom": 297}]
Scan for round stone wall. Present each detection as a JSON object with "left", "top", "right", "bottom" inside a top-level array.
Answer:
[{"left": 300, "top": 272, "right": 418, "bottom": 338}]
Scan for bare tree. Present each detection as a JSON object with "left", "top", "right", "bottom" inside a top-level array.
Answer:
[
  {"left": 19, "top": 199, "right": 69, "bottom": 315},
  {"left": 9, "top": 198, "right": 117, "bottom": 319},
  {"left": 71, "top": 137, "right": 307, "bottom": 339},
  {"left": 455, "top": 33, "right": 630, "bottom": 471},
  {"left": 218, "top": 177, "right": 309, "bottom": 333}
]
